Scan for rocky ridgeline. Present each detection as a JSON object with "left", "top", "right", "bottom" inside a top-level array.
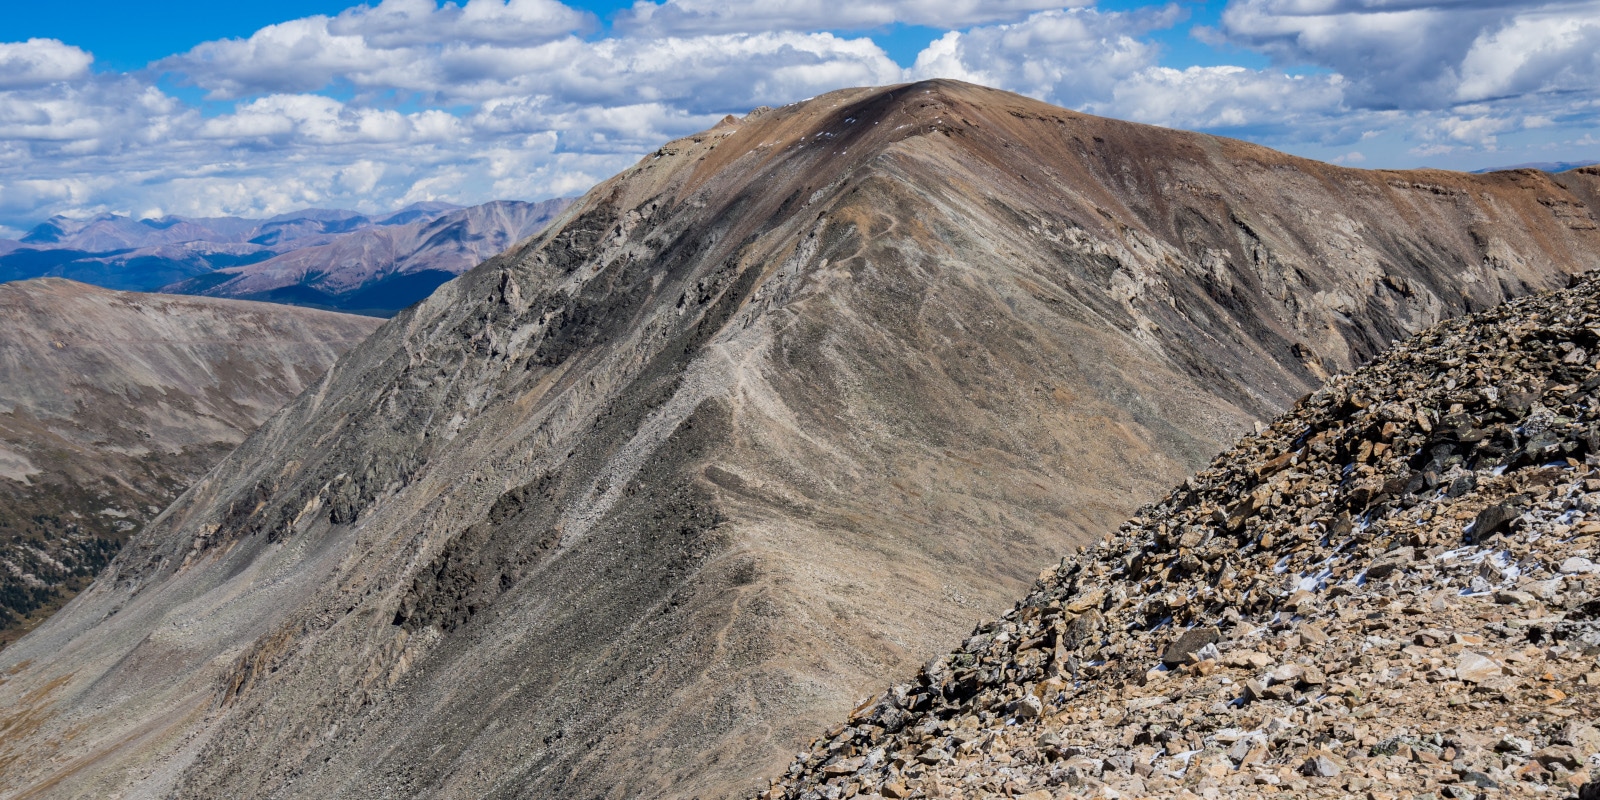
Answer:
[{"left": 762, "top": 275, "right": 1600, "bottom": 800}]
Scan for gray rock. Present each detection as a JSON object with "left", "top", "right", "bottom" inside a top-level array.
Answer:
[
  {"left": 1300, "top": 755, "right": 1341, "bottom": 777},
  {"left": 1456, "top": 651, "right": 1502, "bottom": 684},
  {"left": 1468, "top": 503, "right": 1519, "bottom": 544},
  {"left": 1161, "top": 625, "right": 1221, "bottom": 667},
  {"left": 1495, "top": 735, "right": 1534, "bottom": 756}
]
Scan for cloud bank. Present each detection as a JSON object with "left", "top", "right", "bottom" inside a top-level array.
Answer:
[{"left": 0, "top": 0, "right": 1595, "bottom": 232}]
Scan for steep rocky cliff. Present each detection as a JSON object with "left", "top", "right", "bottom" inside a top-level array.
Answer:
[
  {"left": 0, "top": 278, "right": 380, "bottom": 647},
  {"left": 1, "top": 80, "right": 1598, "bottom": 800},
  {"left": 763, "top": 272, "right": 1600, "bottom": 800}
]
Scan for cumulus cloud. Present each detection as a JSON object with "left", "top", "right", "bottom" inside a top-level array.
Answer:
[
  {"left": 159, "top": 16, "right": 420, "bottom": 99},
  {"left": 1096, "top": 65, "right": 1348, "bottom": 131},
  {"left": 0, "top": 76, "right": 187, "bottom": 153},
  {"left": 198, "top": 94, "right": 468, "bottom": 146},
  {"left": 1455, "top": 5, "right": 1600, "bottom": 102},
  {"left": 0, "top": 39, "right": 92, "bottom": 90},
  {"left": 160, "top": 11, "right": 900, "bottom": 108},
  {"left": 1213, "top": 0, "right": 1600, "bottom": 108},
  {"left": 906, "top": 7, "right": 1360, "bottom": 139},
  {"left": 328, "top": 0, "right": 593, "bottom": 47},
  {"left": 619, "top": 0, "right": 1085, "bottom": 34},
  {"left": 910, "top": 8, "right": 1177, "bottom": 107}
]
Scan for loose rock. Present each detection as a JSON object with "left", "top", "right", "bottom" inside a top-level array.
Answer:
[{"left": 761, "top": 273, "right": 1600, "bottom": 800}]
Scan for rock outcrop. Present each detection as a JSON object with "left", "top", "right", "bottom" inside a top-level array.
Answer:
[
  {"left": 0, "top": 279, "right": 379, "bottom": 647},
  {"left": 1, "top": 80, "right": 1598, "bottom": 800},
  {"left": 764, "top": 272, "right": 1600, "bottom": 800}
]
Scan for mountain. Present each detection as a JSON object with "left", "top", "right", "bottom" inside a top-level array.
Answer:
[
  {"left": 166, "top": 199, "right": 573, "bottom": 315},
  {"left": 1474, "top": 160, "right": 1600, "bottom": 175},
  {"left": 0, "top": 279, "right": 380, "bottom": 648},
  {"left": 766, "top": 271, "right": 1600, "bottom": 800},
  {"left": 16, "top": 213, "right": 264, "bottom": 250},
  {"left": 0, "top": 204, "right": 463, "bottom": 293},
  {"left": 0, "top": 200, "right": 571, "bottom": 314},
  {"left": 12, "top": 203, "right": 462, "bottom": 252},
  {"left": 0, "top": 80, "right": 1598, "bottom": 800},
  {"left": 0, "top": 240, "right": 279, "bottom": 294}
]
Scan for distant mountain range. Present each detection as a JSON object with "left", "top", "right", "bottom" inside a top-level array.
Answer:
[
  {"left": 0, "top": 198, "right": 572, "bottom": 315},
  {"left": 1473, "top": 159, "right": 1600, "bottom": 173}
]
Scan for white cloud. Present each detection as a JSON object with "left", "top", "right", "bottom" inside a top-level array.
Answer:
[
  {"left": 160, "top": 13, "right": 901, "bottom": 109},
  {"left": 1214, "top": 0, "right": 1600, "bottom": 109},
  {"left": 620, "top": 0, "right": 1085, "bottom": 34},
  {"left": 910, "top": 8, "right": 1176, "bottom": 107},
  {"left": 196, "top": 94, "right": 464, "bottom": 145},
  {"left": 1455, "top": 5, "right": 1600, "bottom": 102},
  {"left": 1097, "top": 65, "right": 1347, "bottom": 130},
  {"left": 328, "top": 0, "right": 593, "bottom": 47},
  {"left": 900, "top": 4, "right": 1598, "bottom": 170},
  {"left": 907, "top": 9, "right": 1358, "bottom": 138},
  {"left": 0, "top": 76, "right": 187, "bottom": 153},
  {"left": 1410, "top": 143, "right": 1463, "bottom": 157},
  {"left": 0, "top": 67, "right": 640, "bottom": 228},
  {"left": 1433, "top": 113, "right": 1515, "bottom": 145},
  {"left": 0, "top": 177, "right": 87, "bottom": 217},
  {"left": 159, "top": 16, "right": 419, "bottom": 99},
  {"left": 0, "top": 39, "right": 92, "bottom": 90}
]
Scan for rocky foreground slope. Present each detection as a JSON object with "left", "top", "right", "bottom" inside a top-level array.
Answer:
[
  {"left": 1, "top": 81, "right": 1599, "bottom": 800},
  {"left": 765, "top": 274, "right": 1600, "bottom": 800},
  {"left": 0, "top": 279, "right": 379, "bottom": 646}
]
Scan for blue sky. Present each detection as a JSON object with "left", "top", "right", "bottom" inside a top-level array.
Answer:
[{"left": 1, "top": 0, "right": 1596, "bottom": 234}]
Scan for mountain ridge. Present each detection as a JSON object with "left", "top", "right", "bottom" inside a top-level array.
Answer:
[
  {"left": 12, "top": 201, "right": 462, "bottom": 250},
  {"left": 1, "top": 80, "right": 1598, "bottom": 799},
  {"left": 167, "top": 198, "right": 572, "bottom": 314}
]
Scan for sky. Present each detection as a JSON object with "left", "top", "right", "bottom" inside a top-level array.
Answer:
[{"left": 1, "top": 0, "right": 1597, "bottom": 237}]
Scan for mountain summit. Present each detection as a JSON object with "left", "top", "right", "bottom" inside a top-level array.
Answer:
[{"left": 1, "top": 80, "right": 1597, "bottom": 799}]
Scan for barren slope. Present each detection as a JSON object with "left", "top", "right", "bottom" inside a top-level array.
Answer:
[
  {"left": 0, "top": 279, "right": 380, "bottom": 646},
  {"left": 765, "top": 272, "right": 1600, "bottom": 800},
  {"left": 1, "top": 81, "right": 1598, "bottom": 800}
]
